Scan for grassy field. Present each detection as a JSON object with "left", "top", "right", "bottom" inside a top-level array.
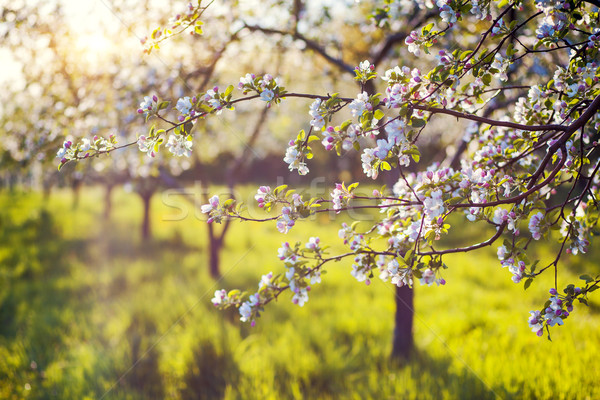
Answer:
[{"left": 0, "top": 186, "right": 599, "bottom": 399}]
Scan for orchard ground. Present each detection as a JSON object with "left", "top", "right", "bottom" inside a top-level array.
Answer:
[{"left": 1, "top": 186, "right": 599, "bottom": 399}]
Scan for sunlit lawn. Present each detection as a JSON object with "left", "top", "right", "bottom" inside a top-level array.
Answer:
[{"left": 0, "top": 186, "right": 599, "bottom": 399}]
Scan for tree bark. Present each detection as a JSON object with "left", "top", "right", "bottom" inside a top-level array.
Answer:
[
  {"left": 71, "top": 181, "right": 82, "bottom": 209},
  {"left": 208, "top": 232, "right": 223, "bottom": 279},
  {"left": 141, "top": 192, "right": 152, "bottom": 241},
  {"left": 391, "top": 285, "right": 414, "bottom": 359},
  {"left": 104, "top": 183, "right": 114, "bottom": 220}
]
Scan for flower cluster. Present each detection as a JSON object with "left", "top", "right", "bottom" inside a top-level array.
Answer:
[
  {"left": 283, "top": 129, "right": 318, "bottom": 175},
  {"left": 330, "top": 182, "right": 358, "bottom": 212},
  {"left": 354, "top": 60, "right": 377, "bottom": 84},
  {"left": 165, "top": 134, "right": 193, "bottom": 157},
  {"left": 321, "top": 123, "right": 362, "bottom": 154},
  {"left": 204, "top": 87, "right": 227, "bottom": 114},
  {"left": 419, "top": 268, "right": 445, "bottom": 286},
  {"left": 349, "top": 92, "right": 373, "bottom": 118},
  {"left": 137, "top": 95, "right": 158, "bottom": 116},
  {"left": 57, "top": 135, "right": 117, "bottom": 169},
  {"left": 175, "top": 96, "right": 198, "bottom": 121},
  {"left": 528, "top": 288, "right": 575, "bottom": 337},
  {"left": 238, "top": 73, "right": 286, "bottom": 107},
  {"left": 309, "top": 99, "right": 326, "bottom": 131},
  {"left": 143, "top": 2, "right": 204, "bottom": 54},
  {"left": 534, "top": 0, "right": 568, "bottom": 40},
  {"left": 436, "top": 0, "right": 458, "bottom": 25},
  {"left": 380, "top": 258, "right": 413, "bottom": 288},
  {"left": 528, "top": 212, "right": 546, "bottom": 240}
]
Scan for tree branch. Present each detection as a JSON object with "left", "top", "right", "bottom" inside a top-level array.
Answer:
[{"left": 243, "top": 23, "right": 354, "bottom": 74}]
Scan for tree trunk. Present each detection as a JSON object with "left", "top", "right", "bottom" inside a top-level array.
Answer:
[
  {"left": 208, "top": 234, "right": 223, "bottom": 279},
  {"left": 391, "top": 285, "right": 414, "bottom": 359},
  {"left": 141, "top": 192, "right": 152, "bottom": 241},
  {"left": 104, "top": 184, "right": 114, "bottom": 220},
  {"left": 71, "top": 181, "right": 81, "bottom": 209}
]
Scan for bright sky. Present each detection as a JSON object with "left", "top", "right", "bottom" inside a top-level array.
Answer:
[{"left": 0, "top": 0, "right": 144, "bottom": 87}]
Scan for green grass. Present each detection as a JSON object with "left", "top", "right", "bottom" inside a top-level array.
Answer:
[{"left": 0, "top": 186, "right": 599, "bottom": 399}]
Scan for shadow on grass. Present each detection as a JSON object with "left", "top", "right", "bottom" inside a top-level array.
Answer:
[
  {"left": 180, "top": 340, "right": 239, "bottom": 400},
  {"left": 402, "top": 348, "right": 499, "bottom": 399},
  {"left": 0, "top": 209, "right": 94, "bottom": 397}
]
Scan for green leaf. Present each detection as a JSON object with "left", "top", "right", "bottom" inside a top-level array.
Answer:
[
  {"left": 524, "top": 278, "right": 533, "bottom": 290},
  {"left": 421, "top": 22, "right": 434, "bottom": 35},
  {"left": 411, "top": 119, "right": 426, "bottom": 128},
  {"left": 158, "top": 101, "right": 170, "bottom": 110},
  {"left": 460, "top": 50, "right": 473, "bottom": 60},
  {"left": 374, "top": 109, "right": 385, "bottom": 120},
  {"left": 224, "top": 85, "right": 234, "bottom": 98},
  {"left": 223, "top": 199, "right": 235, "bottom": 209},
  {"left": 273, "top": 185, "right": 288, "bottom": 195},
  {"left": 481, "top": 74, "right": 492, "bottom": 86},
  {"left": 183, "top": 121, "right": 194, "bottom": 135},
  {"left": 347, "top": 182, "right": 359, "bottom": 191},
  {"left": 580, "top": 274, "right": 594, "bottom": 283}
]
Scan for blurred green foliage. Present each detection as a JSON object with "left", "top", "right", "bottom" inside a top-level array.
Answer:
[{"left": 0, "top": 187, "right": 599, "bottom": 399}]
